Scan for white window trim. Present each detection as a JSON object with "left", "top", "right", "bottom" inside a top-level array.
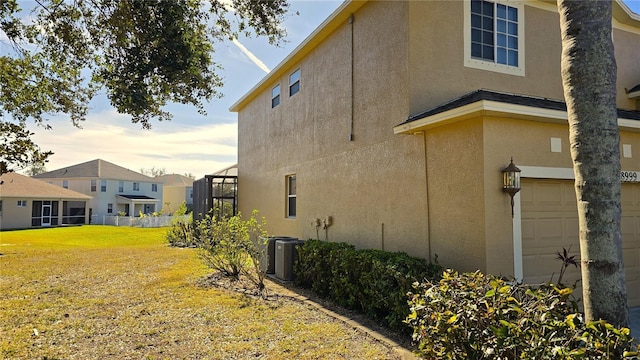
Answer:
[
  {"left": 463, "top": 0, "right": 525, "bottom": 76},
  {"left": 286, "top": 175, "right": 296, "bottom": 219},
  {"left": 289, "top": 69, "right": 300, "bottom": 96},
  {"left": 271, "top": 84, "right": 281, "bottom": 108}
]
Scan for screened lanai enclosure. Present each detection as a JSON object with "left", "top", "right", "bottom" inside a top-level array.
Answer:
[{"left": 193, "top": 164, "right": 238, "bottom": 220}]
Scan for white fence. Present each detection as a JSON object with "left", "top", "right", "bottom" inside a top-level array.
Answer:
[{"left": 94, "top": 215, "right": 188, "bottom": 228}]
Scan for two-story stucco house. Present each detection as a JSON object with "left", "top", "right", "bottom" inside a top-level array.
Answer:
[
  {"left": 155, "top": 174, "right": 194, "bottom": 214},
  {"left": 33, "top": 159, "right": 163, "bottom": 222},
  {"left": 231, "top": 0, "right": 640, "bottom": 306}
]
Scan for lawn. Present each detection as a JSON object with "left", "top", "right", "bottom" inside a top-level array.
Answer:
[{"left": 0, "top": 226, "right": 400, "bottom": 359}]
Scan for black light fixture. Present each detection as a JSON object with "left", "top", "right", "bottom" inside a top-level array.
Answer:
[{"left": 502, "top": 158, "right": 521, "bottom": 218}]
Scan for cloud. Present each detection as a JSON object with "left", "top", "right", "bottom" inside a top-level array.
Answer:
[
  {"left": 231, "top": 39, "right": 271, "bottom": 74},
  {"left": 26, "top": 109, "right": 238, "bottom": 178}
]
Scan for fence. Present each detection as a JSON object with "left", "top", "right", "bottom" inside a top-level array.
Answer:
[{"left": 94, "top": 215, "right": 188, "bottom": 228}]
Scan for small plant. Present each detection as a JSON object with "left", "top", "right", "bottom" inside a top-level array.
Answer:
[{"left": 555, "top": 246, "right": 579, "bottom": 285}]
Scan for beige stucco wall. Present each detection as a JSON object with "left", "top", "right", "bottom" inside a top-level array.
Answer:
[
  {"left": 238, "top": 1, "right": 434, "bottom": 257},
  {"left": 236, "top": 0, "right": 640, "bottom": 275},
  {"left": 0, "top": 197, "right": 32, "bottom": 230}
]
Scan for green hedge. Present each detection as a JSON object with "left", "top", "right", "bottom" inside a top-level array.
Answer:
[{"left": 294, "top": 239, "right": 442, "bottom": 332}]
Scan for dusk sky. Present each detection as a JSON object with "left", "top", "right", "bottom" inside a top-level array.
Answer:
[{"left": 13, "top": 1, "right": 640, "bottom": 178}]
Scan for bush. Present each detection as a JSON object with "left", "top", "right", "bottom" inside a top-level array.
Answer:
[
  {"left": 166, "top": 213, "right": 197, "bottom": 248},
  {"left": 294, "top": 239, "right": 442, "bottom": 332},
  {"left": 197, "top": 210, "right": 268, "bottom": 289},
  {"left": 406, "top": 270, "right": 640, "bottom": 359}
]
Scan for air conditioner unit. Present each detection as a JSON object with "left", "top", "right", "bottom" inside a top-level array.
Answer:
[
  {"left": 259, "top": 236, "right": 295, "bottom": 274},
  {"left": 275, "top": 239, "right": 303, "bottom": 281}
]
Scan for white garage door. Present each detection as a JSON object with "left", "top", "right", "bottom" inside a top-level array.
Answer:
[{"left": 521, "top": 179, "right": 640, "bottom": 307}]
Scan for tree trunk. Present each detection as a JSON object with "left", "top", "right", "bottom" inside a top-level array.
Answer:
[{"left": 557, "top": 0, "right": 628, "bottom": 327}]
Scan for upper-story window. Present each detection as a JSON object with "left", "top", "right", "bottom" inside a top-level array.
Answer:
[
  {"left": 152, "top": 183, "right": 158, "bottom": 192},
  {"left": 118, "top": 181, "right": 124, "bottom": 193},
  {"left": 289, "top": 69, "right": 300, "bottom": 96},
  {"left": 464, "top": 0, "right": 524, "bottom": 76},
  {"left": 133, "top": 182, "right": 140, "bottom": 191},
  {"left": 90, "top": 179, "right": 97, "bottom": 192},
  {"left": 62, "top": 180, "right": 68, "bottom": 189},
  {"left": 272, "top": 84, "right": 281, "bottom": 108},
  {"left": 101, "top": 179, "right": 107, "bottom": 192}
]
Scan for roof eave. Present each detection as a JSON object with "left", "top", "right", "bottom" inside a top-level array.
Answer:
[{"left": 394, "top": 100, "right": 640, "bottom": 135}]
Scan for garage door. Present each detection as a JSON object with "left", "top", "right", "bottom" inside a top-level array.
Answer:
[{"left": 521, "top": 179, "right": 640, "bottom": 307}]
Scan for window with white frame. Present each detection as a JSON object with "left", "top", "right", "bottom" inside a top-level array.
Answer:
[
  {"left": 464, "top": 0, "right": 524, "bottom": 76},
  {"left": 17, "top": 200, "right": 27, "bottom": 207},
  {"left": 90, "top": 179, "right": 97, "bottom": 192},
  {"left": 107, "top": 203, "right": 113, "bottom": 214},
  {"left": 271, "top": 84, "right": 281, "bottom": 108},
  {"left": 133, "top": 182, "right": 140, "bottom": 191},
  {"left": 62, "top": 180, "right": 68, "bottom": 189},
  {"left": 101, "top": 179, "right": 107, "bottom": 192},
  {"left": 286, "top": 175, "right": 296, "bottom": 218},
  {"left": 118, "top": 181, "right": 124, "bottom": 193},
  {"left": 289, "top": 69, "right": 300, "bottom": 96},
  {"left": 152, "top": 183, "right": 158, "bottom": 192}
]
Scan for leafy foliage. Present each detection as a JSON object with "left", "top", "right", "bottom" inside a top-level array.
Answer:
[
  {"left": 0, "top": 122, "right": 52, "bottom": 173},
  {"left": 0, "top": 0, "right": 290, "bottom": 171},
  {"left": 169, "top": 210, "right": 269, "bottom": 290},
  {"left": 406, "top": 270, "right": 639, "bottom": 359},
  {"left": 294, "top": 239, "right": 443, "bottom": 333}
]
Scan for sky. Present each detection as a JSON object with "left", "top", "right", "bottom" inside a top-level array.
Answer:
[{"left": 10, "top": 0, "right": 640, "bottom": 178}]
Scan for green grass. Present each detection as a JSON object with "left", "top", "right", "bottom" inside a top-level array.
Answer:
[{"left": 0, "top": 226, "right": 398, "bottom": 359}]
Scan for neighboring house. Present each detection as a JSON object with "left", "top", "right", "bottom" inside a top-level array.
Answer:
[
  {"left": 0, "top": 172, "right": 91, "bottom": 230},
  {"left": 231, "top": 0, "right": 640, "bottom": 306},
  {"left": 33, "top": 159, "right": 163, "bottom": 222},
  {"left": 155, "top": 174, "right": 194, "bottom": 214}
]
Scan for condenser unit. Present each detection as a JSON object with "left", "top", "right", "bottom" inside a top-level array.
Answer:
[
  {"left": 275, "top": 239, "right": 303, "bottom": 281},
  {"left": 259, "top": 236, "right": 295, "bottom": 274}
]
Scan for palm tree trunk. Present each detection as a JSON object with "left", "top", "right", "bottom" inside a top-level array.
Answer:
[{"left": 557, "top": 0, "right": 628, "bottom": 327}]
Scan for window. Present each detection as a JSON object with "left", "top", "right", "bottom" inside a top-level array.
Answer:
[
  {"left": 118, "top": 181, "right": 124, "bottom": 193},
  {"left": 289, "top": 69, "right": 300, "bottom": 96},
  {"left": 62, "top": 180, "right": 68, "bottom": 189},
  {"left": 133, "top": 182, "right": 140, "bottom": 191},
  {"left": 464, "top": 0, "right": 524, "bottom": 76},
  {"left": 17, "top": 200, "right": 27, "bottom": 207},
  {"left": 152, "top": 183, "right": 158, "bottom": 192},
  {"left": 286, "top": 175, "right": 296, "bottom": 218},
  {"left": 91, "top": 179, "right": 97, "bottom": 192},
  {"left": 107, "top": 203, "right": 113, "bottom": 214},
  {"left": 101, "top": 179, "right": 107, "bottom": 192},
  {"left": 0, "top": 200, "right": 3, "bottom": 215},
  {"left": 271, "top": 84, "right": 281, "bottom": 108}
]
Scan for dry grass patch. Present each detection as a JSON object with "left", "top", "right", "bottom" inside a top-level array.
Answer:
[{"left": 0, "top": 226, "right": 401, "bottom": 359}]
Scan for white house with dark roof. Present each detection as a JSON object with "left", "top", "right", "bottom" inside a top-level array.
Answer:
[
  {"left": 33, "top": 159, "right": 163, "bottom": 222},
  {"left": 0, "top": 172, "right": 92, "bottom": 230}
]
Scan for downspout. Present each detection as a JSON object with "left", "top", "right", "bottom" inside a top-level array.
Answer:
[
  {"left": 423, "top": 132, "right": 433, "bottom": 261},
  {"left": 349, "top": 13, "right": 355, "bottom": 141}
]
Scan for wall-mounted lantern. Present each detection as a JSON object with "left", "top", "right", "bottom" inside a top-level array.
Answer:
[{"left": 502, "top": 158, "right": 521, "bottom": 218}]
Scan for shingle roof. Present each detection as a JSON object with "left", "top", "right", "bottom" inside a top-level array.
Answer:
[
  {"left": 33, "top": 159, "right": 154, "bottom": 182},
  {"left": 155, "top": 174, "right": 194, "bottom": 187},
  {"left": 402, "top": 89, "right": 640, "bottom": 125},
  {"left": 0, "top": 172, "right": 92, "bottom": 199}
]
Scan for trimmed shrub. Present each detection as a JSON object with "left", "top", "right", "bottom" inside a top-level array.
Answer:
[
  {"left": 294, "top": 239, "right": 442, "bottom": 332},
  {"left": 406, "top": 270, "right": 640, "bottom": 359}
]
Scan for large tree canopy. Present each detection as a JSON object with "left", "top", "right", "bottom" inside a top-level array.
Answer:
[{"left": 0, "top": 0, "right": 289, "bottom": 173}]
